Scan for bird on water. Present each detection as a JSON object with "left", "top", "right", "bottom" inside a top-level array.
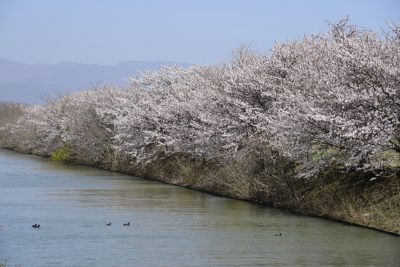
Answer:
[
  {"left": 106, "top": 222, "right": 111, "bottom": 226},
  {"left": 32, "top": 224, "right": 40, "bottom": 228},
  {"left": 123, "top": 222, "right": 130, "bottom": 226}
]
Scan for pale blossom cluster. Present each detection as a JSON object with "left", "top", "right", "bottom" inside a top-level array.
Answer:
[{"left": 1, "top": 20, "right": 398, "bottom": 177}]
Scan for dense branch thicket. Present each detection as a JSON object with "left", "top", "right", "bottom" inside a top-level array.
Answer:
[
  {"left": 1, "top": 20, "right": 399, "bottom": 180},
  {"left": 0, "top": 102, "right": 25, "bottom": 127}
]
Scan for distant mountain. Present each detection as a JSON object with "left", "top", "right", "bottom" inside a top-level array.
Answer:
[{"left": 0, "top": 58, "right": 189, "bottom": 104}]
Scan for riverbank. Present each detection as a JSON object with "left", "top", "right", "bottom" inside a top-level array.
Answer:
[
  {"left": 4, "top": 147, "right": 399, "bottom": 236},
  {"left": 0, "top": 21, "right": 399, "bottom": 236}
]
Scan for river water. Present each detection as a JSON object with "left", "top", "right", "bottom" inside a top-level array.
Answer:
[{"left": 0, "top": 149, "right": 399, "bottom": 267}]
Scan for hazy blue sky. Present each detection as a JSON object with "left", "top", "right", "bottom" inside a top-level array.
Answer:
[{"left": 0, "top": 0, "right": 399, "bottom": 65}]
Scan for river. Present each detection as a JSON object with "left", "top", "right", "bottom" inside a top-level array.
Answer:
[{"left": 0, "top": 149, "right": 399, "bottom": 267}]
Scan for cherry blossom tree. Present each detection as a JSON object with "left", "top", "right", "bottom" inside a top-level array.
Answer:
[{"left": 1, "top": 19, "right": 398, "bottom": 179}]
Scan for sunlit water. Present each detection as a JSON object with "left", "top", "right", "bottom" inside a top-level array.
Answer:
[{"left": 0, "top": 149, "right": 399, "bottom": 267}]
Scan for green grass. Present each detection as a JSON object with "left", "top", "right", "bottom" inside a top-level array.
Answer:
[
  {"left": 51, "top": 147, "right": 72, "bottom": 162},
  {"left": 379, "top": 150, "right": 400, "bottom": 168}
]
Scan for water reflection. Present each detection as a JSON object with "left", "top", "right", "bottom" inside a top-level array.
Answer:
[{"left": 0, "top": 149, "right": 399, "bottom": 267}]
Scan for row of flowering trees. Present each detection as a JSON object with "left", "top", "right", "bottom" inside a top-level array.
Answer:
[{"left": 1, "top": 20, "right": 399, "bottom": 180}]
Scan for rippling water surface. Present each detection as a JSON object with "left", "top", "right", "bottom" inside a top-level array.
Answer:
[{"left": 0, "top": 149, "right": 399, "bottom": 267}]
